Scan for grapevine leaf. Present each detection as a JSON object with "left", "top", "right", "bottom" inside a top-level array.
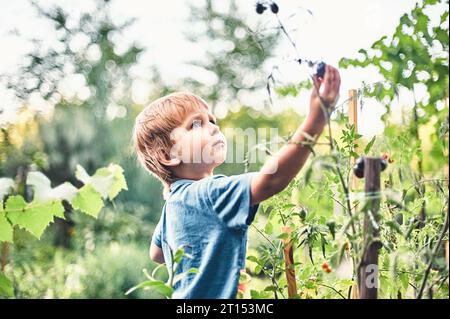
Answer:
[
  {"left": 87, "top": 174, "right": 114, "bottom": 200},
  {"left": 92, "top": 164, "right": 128, "bottom": 200},
  {"left": 6, "top": 197, "right": 64, "bottom": 239},
  {"left": 27, "top": 171, "right": 77, "bottom": 202},
  {"left": 4, "top": 195, "right": 27, "bottom": 212},
  {"left": 0, "top": 272, "right": 14, "bottom": 298},
  {"left": 76, "top": 164, "right": 127, "bottom": 200},
  {"left": 75, "top": 164, "right": 91, "bottom": 185},
  {"left": 70, "top": 184, "right": 103, "bottom": 218}
]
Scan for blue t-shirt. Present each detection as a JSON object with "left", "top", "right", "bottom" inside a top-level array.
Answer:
[{"left": 152, "top": 173, "right": 259, "bottom": 299}]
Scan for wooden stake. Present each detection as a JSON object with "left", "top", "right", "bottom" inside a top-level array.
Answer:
[
  {"left": 282, "top": 226, "right": 297, "bottom": 298},
  {"left": 358, "top": 157, "right": 382, "bottom": 299}
]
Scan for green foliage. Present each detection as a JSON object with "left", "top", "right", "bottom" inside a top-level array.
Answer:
[
  {"left": 9, "top": 243, "right": 153, "bottom": 299},
  {"left": 275, "top": 80, "right": 313, "bottom": 98},
  {"left": 340, "top": 124, "right": 363, "bottom": 159},
  {"left": 245, "top": 1, "right": 449, "bottom": 297},
  {"left": 0, "top": 272, "right": 14, "bottom": 298},
  {"left": 75, "top": 243, "right": 155, "bottom": 299},
  {"left": 71, "top": 185, "right": 104, "bottom": 218},
  {"left": 0, "top": 163, "right": 127, "bottom": 297},
  {"left": 185, "top": 0, "right": 279, "bottom": 107},
  {"left": 0, "top": 163, "right": 127, "bottom": 242},
  {"left": 126, "top": 246, "right": 199, "bottom": 299},
  {"left": 339, "top": 0, "right": 449, "bottom": 164},
  {"left": 1, "top": 0, "right": 448, "bottom": 300},
  {"left": 6, "top": 196, "right": 65, "bottom": 239}
]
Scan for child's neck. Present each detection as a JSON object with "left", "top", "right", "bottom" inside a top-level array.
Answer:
[{"left": 172, "top": 164, "right": 215, "bottom": 181}]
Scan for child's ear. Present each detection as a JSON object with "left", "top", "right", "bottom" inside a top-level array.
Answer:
[{"left": 160, "top": 153, "right": 181, "bottom": 167}]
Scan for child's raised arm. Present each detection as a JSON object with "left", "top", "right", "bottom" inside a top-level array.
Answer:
[{"left": 250, "top": 65, "right": 341, "bottom": 205}]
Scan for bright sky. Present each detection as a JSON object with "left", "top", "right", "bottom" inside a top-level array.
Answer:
[{"left": 0, "top": 0, "right": 444, "bottom": 137}]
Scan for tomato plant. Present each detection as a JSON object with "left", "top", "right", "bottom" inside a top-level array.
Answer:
[{"left": 240, "top": 0, "right": 448, "bottom": 300}]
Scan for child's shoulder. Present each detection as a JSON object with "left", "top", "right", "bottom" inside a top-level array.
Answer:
[{"left": 169, "top": 173, "right": 255, "bottom": 199}]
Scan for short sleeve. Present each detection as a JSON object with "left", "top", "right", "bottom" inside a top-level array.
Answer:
[
  {"left": 206, "top": 172, "right": 259, "bottom": 229},
  {"left": 151, "top": 217, "right": 162, "bottom": 248}
]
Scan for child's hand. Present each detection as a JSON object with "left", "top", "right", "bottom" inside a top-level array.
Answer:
[
  {"left": 250, "top": 65, "right": 341, "bottom": 206},
  {"left": 310, "top": 65, "right": 341, "bottom": 114}
]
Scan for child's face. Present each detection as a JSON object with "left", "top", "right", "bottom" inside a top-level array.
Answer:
[{"left": 170, "top": 108, "right": 227, "bottom": 170}]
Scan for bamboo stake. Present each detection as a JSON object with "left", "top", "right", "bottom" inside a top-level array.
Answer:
[
  {"left": 282, "top": 226, "right": 297, "bottom": 298},
  {"left": 349, "top": 89, "right": 359, "bottom": 190},
  {"left": 348, "top": 89, "right": 360, "bottom": 298}
]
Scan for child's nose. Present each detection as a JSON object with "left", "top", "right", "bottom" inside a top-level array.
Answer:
[{"left": 209, "top": 123, "right": 219, "bottom": 135}]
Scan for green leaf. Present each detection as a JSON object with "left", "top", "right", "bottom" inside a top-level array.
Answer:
[
  {"left": 125, "top": 280, "right": 173, "bottom": 298},
  {"left": 364, "top": 136, "right": 376, "bottom": 154},
  {"left": 173, "top": 247, "right": 185, "bottom": 264},
  {"left": 150, "top": 264, "right": 167, "bottom": 280},
  {"left": 264, "top": 222, "right": 273, "bottom": 235},
  {"left": 250, "top": 289, "right": 260, "bottom": 299},
  {"left": 76, "top": 164, "right": 128, "bottom": 200},
  {"left": 7, "top": 197, "right": 64, "bottom": 239},
  {"left": 0, "top": 208, "right": 13, "bottom": 243},
  {"left": 0, "top": 178, "right": 14, "bottom": 200},
  {"left": 0, "top": 272, "right": 14, "bottom": 298},
  {"left": 70, "top": 184, "right": 103, "bottom": 218},
  {"left": 75, "top": 164, "right": 91, "bottom": 185},
  {"left": 399, "top": 272, "right": 409, "bottom": 291},
  {"left": 254, "top": 265, "right": 262, "bottom": 275},
  {"left": 266, "top": 205, "right": 275, "bottom": 219},
  {"left": 385, "top": 220, "right": 403, "bottom": 236},
  {"left": 93, "top": 164, "right": 128, "bottom": 200},
  {"left": 282, "top": 203, "right": 296, "bottom": 210},
  {"left": 173, "top": 268, "right": 199, "bottom": 285},
  {"left": 27, "top": 171, "right": 77, "bottom": 202},
  {"left": 277, "top": 233, "right": 289, "bottom": 240},
  {"left": 304, "top": 165, "right": 313, "bottom": 185},
  {"left": 4, "top": 195, "right": 27, "bottom": 211},
  {"left": 329, "top": 242, "right": 346, "bottom": 268}
]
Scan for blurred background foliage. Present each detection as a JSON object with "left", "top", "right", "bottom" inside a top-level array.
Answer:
[
  {"left": 0, "top": 0, "right": 448, "bottom": 298},
  {"left": 0, "top": 0, "right": 286, "bottom": 298}
]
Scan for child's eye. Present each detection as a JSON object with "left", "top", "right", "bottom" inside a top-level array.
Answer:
[
  {"left": 209, "top": 119, "right": 216, "bottom": 125},
  {"left": 192, "top": 119, "right": 202, "bottom": 129}
]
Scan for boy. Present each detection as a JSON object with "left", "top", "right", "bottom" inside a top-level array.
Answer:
[{"left": 133, "top": 65, "right": 341, "bottom": 298}]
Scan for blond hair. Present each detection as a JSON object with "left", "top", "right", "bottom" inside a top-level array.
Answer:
[{"left": 132, "top": 91, "right": 209, "bottom": 195}]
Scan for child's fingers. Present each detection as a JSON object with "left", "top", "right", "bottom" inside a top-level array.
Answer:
[
  {"left": 326, "top": 66, "right": 340, "bottom": 90},
  {"left": 335, "top": 68, "right": 341, "bottom": 87},
  {"left": 323, "top": 65, "right": 333, "bottom": 86},
  {"left": 325, "top": 67, "right": 339, "bottom": 96},
  {"left": 311, "top": 75, "right": 322, "bottom": 97},
  {"left": 331, "top": 68, "right": 341, "bottom": 91}
]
